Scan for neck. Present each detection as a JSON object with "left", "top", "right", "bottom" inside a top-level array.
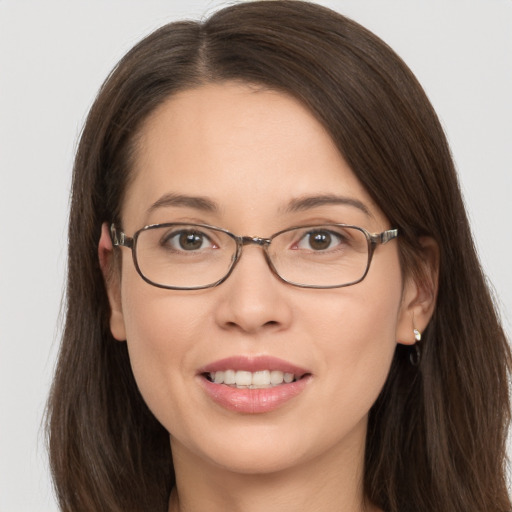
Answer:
[{"left": 168, "top": 422, "right": 379, "bottom": 512}]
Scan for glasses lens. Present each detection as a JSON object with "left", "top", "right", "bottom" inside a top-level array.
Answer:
[
  {"left": 269, "top": 225, "right": 370, "bottom": 287},
  {"left": 134, "top": 224, "right": 237, "bottom": 289}
]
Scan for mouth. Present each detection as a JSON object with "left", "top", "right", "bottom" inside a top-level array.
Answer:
[
  {"left": 203, "top": 369, "right": 308, "bottom": 389},
  {"left": 198, "top": 356, "right": 312, "bottom": 413}
]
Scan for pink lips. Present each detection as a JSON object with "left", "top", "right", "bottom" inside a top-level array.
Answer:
[{"left": 197, "top": 356, "right": 311, "bottom": 414}]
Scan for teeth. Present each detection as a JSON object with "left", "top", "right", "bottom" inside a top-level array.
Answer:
[
  {"left": 270, "top": 370, "right": 284, "bottom": 385},
  {"left": 224, "top": 369, "right": 236, "bottom": 385},
  {"left": 208, "top": 370, "right": 298, "bottom": 388},
  {"left": 235, "top": 370, "right": 252, "bottom": 386},
  {"left": 252, "top": 370, "right": 270, "bottom": 386},
  {"left": 284, "top": 372, "right": 294, "bottom": 383}
]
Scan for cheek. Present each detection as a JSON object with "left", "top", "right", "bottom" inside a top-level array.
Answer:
[
  {"left": 119, "top": 273, "right": 206, "bottom": 422},
  {"left": 306, "top": 262, "right": 403, "bottom": 416},
  {"left": 312, "top": 291, "right": 399, "bottom": 377}
]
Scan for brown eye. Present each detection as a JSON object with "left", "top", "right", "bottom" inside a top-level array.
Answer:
[
  {"left": 296, "top": 230, "right": 339, "bottom": 251},
  {"left": 308, "top": 231, "right": 332, "bottom": 250},
  {"left": 161, "top": 230, "right": 213, "bottom": 251},
  {"left": 179, "top": 232, "right": 204, "bottom": 250}
]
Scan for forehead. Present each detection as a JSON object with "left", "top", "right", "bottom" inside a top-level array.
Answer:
[{"left": 122, "top": 82, "right": 384, "bottom": 231}]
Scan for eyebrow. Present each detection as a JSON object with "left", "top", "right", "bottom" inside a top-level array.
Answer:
[
  {"left": 147, "top": 192, "right": 373, "bottom": 218},
  {"left": 283, "top": 194, "right": 373, "bottom": 218},
  {"left": 148, "top": 193, "right": 219, "bottom": 214}
]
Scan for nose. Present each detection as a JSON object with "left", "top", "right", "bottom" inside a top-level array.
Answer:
[{"left": 213, "top": 244, "right": 293, "bottom": 335}]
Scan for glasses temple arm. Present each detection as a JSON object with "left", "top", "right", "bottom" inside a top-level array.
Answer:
[
  {"left": 110, "top": 224, "right": 134, "bottom": 248},
  {"left": 371, "top": 228, "right": 398, "bottom": 245}
]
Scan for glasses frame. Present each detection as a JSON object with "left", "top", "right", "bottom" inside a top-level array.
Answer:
[{"left": 110, "top": 222, "right": 398, "bottom": 290}]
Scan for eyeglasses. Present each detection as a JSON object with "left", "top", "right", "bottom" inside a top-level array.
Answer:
[{"left": 110, "top": 223, "right": 398, "bottom": 290}]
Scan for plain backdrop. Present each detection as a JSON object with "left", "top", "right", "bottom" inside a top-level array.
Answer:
[{"left": 1, "top": 1, "right": 511, "bottom": 510}]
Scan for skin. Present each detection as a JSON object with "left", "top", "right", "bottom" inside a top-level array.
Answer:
[{"left": 99, "top": 82, "right": 437, "bottom": 512}]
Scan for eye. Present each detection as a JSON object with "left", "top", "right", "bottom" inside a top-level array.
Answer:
[
  {"left": 295, "top": 229, "right": 345, "bottom": 251},
  {"left": 162, "top": 229, "right": 215, "bottom": 251}
]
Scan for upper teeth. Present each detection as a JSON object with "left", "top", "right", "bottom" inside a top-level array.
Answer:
[{"left": 210, "top": 370, "right": 296, "bottom": 388}]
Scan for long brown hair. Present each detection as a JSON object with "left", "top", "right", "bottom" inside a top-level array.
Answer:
[{"left": 46, "top": 2, "right": 511, "bottom": 511}]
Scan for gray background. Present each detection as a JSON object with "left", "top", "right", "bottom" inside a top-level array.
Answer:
[{"left": 1, "top": 1, "right": 511, "bottom": 510}]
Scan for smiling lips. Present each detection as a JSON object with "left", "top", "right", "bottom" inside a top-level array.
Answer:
[{"left": 198, "top": 356, "right": 311, "bottom": 413}]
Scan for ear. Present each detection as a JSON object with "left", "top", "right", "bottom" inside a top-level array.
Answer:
[
  {"left": 396, "top": 236, "right": 439, "bottom": 345},
  {"left": 98, "top": 222, "right": 127, "bottom": 341}
]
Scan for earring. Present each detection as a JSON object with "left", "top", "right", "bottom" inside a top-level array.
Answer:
[{"left": 409, "top": 327, "right": 422, "bottom": 366}]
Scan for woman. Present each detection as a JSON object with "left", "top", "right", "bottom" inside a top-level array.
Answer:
[{"left": 46, "top": 1, "right": 511, "bottom": 511}]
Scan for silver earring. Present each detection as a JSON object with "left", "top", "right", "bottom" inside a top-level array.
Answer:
[{"left": 409, "top": 327, "right": 422, "bottom": 366}]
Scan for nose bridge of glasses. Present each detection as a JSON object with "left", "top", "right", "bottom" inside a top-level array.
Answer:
[
  {"left": 229, "top": 235, "right": 279, "bottom": 284},
  {"left": 240, "top": 236, "right": 272, "bottom": 247}
]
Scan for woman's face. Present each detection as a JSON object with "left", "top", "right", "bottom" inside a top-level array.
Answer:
[{"left": 103, "top": 82, "right": 417, "bottom": 476}]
